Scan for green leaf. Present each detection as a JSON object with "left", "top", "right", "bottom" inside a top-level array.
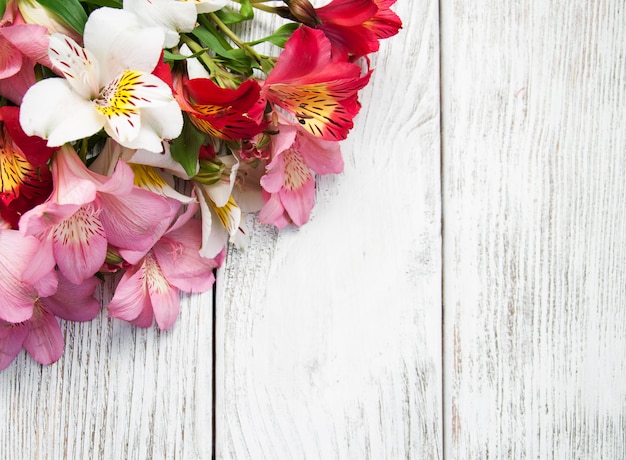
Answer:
[
  {"left": 169, "top": 116, "right": 205, "bottom": 178},
  {"left": 0, "top": 0, "right": 7, "bottom": 19},
  {"left": 192, "top": 25, "right": 237, "bottom": 60},
  {"left": 37, "top": 0, "right": 88, "bottom": 35},
  {"left": 80, "top": 0, "right": 122, "bottom": 8},
  {"left": 247, "top": 23, "right": 299, "bottom": 48},
  {"left": 239, "top": 0, "right": 254, "bottom": 19},
  {"left": 214, "top": 6, "right": 245, "bottom": 25},
  {"left": 163, "top": 48, "right": 208, "bottom": 62}
]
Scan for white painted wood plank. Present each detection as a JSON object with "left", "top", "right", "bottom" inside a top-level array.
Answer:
[
  {"left": 0, "top": 276, "right": 213, "bottom": 459},
  {"left": 441, "top": 1, "right": 626, "bottom": 458},
  {"left": 215, "top": 1, "right": 442, "bottom": 458}
]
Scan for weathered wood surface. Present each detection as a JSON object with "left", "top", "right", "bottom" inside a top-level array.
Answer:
[
  {"left": 441, "top": 0, "right": 626, "bottom": 458},
  {"left": 2, "top": 1, "right": 626, "bottom": 459},
  {"left": 215, "top": 0, "right": 442, "bottom": 458},
  {"left": 0, "top": 277, "right": 214, "bottom": 459}
]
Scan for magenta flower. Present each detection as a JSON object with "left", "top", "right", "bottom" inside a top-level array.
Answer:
[
  {"left": 108, "top": 202, "right": 225, "bottom": 331},
  {"left": 19, "top": 145, "right": 179, "bottom": 285},
  {"left": 259, "top": 119, "right": 344, "bottom": 228},
  {"left": 0, "top": 271, "right": 100, "bottom": 370}
]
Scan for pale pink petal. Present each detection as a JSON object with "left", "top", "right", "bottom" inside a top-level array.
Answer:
[
  {"left": 259, "top": 193, "right": 290, "bottom": 229},
  {"left": 0, "top": 64, "right": 36, "bottom": 104},
  {"left": 260, "top": 154, "right": 286, "bottom": 193},
  {"left": 280, "top": 176, "right": 316, "bottom": 227},
  {"left": 43, "top": 272, "right": 101, "bottom": 322},
  {"left": 154, "top": 219, "right": 218, "bottom": 292},
  {"left": 0, "top": 37, "right": 22, "bottom": 79},
  {"left": 0, "top": 322, "right": 29, "bottom": 370},
  {"left": 271, "top": 124, "right": 297, "bottom": 156},
  {"left": 107, "top": 265, "right": 153, "bottom": 327},
  {"left": 52, "top": 146, "right": 106, "bottom": 204},
  {"left": 52, "top": 205, "right": 108, "bottom": 285},
  {"left": 1, "top": 24, "right": 51, "bottom": 68},
  {"left": 298, "top": 133, "right": 344, "bottom": 175},
  {"left": 148, "top": 274, "right": 180, "bottom": 331},
  {"left": 0, "top": 230, "right": 40, "bottom": 323},
  {"left": 195, "top": 185, "right": 228, "bottom": 259},
  {"left": 22, "top": 305, "right": 64, "bottom": 365},
  {"left": 98, "top": 188, "right": 179, "bottom": 257}
]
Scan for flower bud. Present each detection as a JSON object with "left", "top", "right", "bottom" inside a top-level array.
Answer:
[
  {"left": 282, "top": 0, "right": 320, "bottom": 27},
  {"left": 193, "top": 158, "right": 226, "bottom": 185},
  {"left": 17, "top": 0, "right": 82, "bottom": 42}
]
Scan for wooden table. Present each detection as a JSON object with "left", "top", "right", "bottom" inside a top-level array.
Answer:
[{"left": 2, "top": 1, "right": 625, "bottom": 458}]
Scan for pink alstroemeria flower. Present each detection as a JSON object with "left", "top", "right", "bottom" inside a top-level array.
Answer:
[
  {"left": 259, "top": 118, "right": 344, "bottom": 228},
  {"left": 0, "top": 228, "right": 56, "bottom": 325},
  {"left": 108, "top": 202, "right": 225, "bottom": 331},
  {"left": 0, "top": 272, "right": 100, "bottom": 370},
  {"left": 0, "top": 2, "right": 51, "bottom": 104},
  {"left": 19, "top": 145, "right": 179, "bottom": 285}
]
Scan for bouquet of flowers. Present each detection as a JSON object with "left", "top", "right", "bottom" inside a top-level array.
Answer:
[{"left": 0, "top": 0, "right": 401, "bottom": 370}]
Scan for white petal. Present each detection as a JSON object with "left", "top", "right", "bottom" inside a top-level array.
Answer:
[
  {"left": 48, "top": 33, "right": 99, "bottom": 99},
  {"left": 84, "top": 8, "right": 165, "bottom": 84},
  {"left": 130, "top": 143, "right": 196, "bottom": 179},
  {"left": 190, "top": 0, "right": 230, "bottom": 14},
  {"left": 20, "top": 78, "right": 104, "bottom": 147},
  {"left": 179, "top": 44, "right": 210, "bottom": 79},
  {"left": 195, "top": 184, "right": 227, "bottom": 259},
  {"left": 125, "top": 0, "right": 198, "bottom": 48}
]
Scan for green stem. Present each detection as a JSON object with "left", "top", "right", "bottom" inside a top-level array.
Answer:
[
  {"left": 180, "top": 35, "right": 237, "bottom": 88},
  {"left": 206, "top": 12, "right": 264, "bottom": 65}
]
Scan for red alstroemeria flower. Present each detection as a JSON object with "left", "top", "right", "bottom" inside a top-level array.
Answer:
[
  {"left": 282, "top": 0, "right": 402, "bottom": 59},
  {"left": 0, "top": 106, "right": 54, "bottom": 228},
  {"left": 263, "top": 26, "right": 370, "bottom": 141},
  {"left": 175, "top": 76, "right": 267, "bottom": 141}
]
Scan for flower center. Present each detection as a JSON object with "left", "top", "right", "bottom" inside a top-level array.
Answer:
[
  {"left": 283, "top": 148, "right": 310, "bottom": 190},
  {"left": 93, "top": 70, "right": 144, "bottom": 119},
  {"left": 0, "top": 131, "right": 34, "bottom": 201}
]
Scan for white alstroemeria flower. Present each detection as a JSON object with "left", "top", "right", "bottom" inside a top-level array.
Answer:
[
  {"left": 182, "top": 0, "right": 230, "bottom": 14},
  {"left": 124, "top": 0, "right": 198, "bottom": 49},
  {"left": 19, "top": 8, "right": 183, "bottom": 153}
]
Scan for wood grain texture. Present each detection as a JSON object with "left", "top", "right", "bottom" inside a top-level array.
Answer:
[
  {"left": 441, "top": 1, "right": 626, "bottom": 458},
  {"left": 0, "top": 277, "right": 214, "bottom": 460},
  {"left": 215, "top": 1, "right": 442, "bottom": 458}
]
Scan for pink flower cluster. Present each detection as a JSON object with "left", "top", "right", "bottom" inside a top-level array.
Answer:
[{"left": 0, "top": 0, "right": 401, "bottom": 369}]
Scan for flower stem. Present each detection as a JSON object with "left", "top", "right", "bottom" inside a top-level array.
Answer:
[
  {"left": 180, "top": 35, "right": 238, "bottom": 88},
  {"left": 205, "top": 12, "right": 264, "bottom": 65}
]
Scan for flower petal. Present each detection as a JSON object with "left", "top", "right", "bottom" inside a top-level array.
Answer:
[
  {"left": 43, "top": 272, "right": 101, "bottom": 322},
  {"left": 52, "top": 205, "right": 108, "bottom": 285},
  {"left": 19, "top": 78, "right": 105, "bottom": 147},
  {"left": 48, "top": 33, "right": 99, "bottom": 99},
  {"left": 22, "top": 304, "right": 64, "bottom": 365},
  {"left": 125, "top": 0, "right": 198, "bottom": 48},
  {"left": 0, "top": 322, "right": 28, "bottom": 371},
  {"left": 107, "top": 264, "right": 153, "bottom": 327},
  {"left": 84, "top": 7, "right": 164, "bottom": 83}
]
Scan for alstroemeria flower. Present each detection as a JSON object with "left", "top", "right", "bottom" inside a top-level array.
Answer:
[
  {"left": 263, "top": 26, "right": 370, "bottom": 141},
  {"left": 193, "top": 154, "right": 248, "bottom": 257},
  {"left": 19, "top": 7, "right": 183, "bottom": 153},
  {"left": 124, "top": 0, "right": 197, "bottom": 48},
  {"left": 0, "top": 106, "right": 54, "bottom": 228},
  {"left": 0, "top": 2, "right": 51, "bottom": 103},
  {"left": 19, "top": 145, "right": 179, "bottom": 285},
  {"left": 282, "top": 0, "right": 402, "bottom": 59},
  {"left": 108, "top": 202, "right": 225, "bottom": 330},
  {"left": 16, "top": 0, "right": 83, "bottom": 43},
  {"left": 0, "top": 271, "right": 100, "bottom": 370},
  {"left": 0, "top": 228, "right": 56, "bottom": 324},
  {"left": 175, "top": 75, "right": 267, "bottom": 141},
  {"left": 259, "top": 118, "right": 343, "bottom": 228},
  {"left": 181, "top": 0, "right": 229, "bottom": 14},
  {"left": 90, "top": 139, "right": 195, "bottom": 204}
]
